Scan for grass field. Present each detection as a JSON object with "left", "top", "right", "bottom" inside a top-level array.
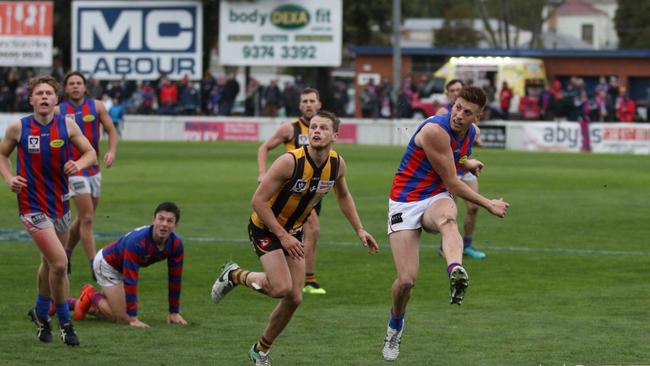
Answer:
[{"left": 1, "top": 141, "right": 649, "bottom": 365}]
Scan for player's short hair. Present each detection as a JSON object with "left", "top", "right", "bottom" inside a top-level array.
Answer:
[
  {"left": 446, "top": 79, "right": 464, "bottom": 91},
  {"left": 300, "top": 87, "right": 320, "bottom": 101},
  {"left": 154, "top": 202, "right": 181, "bottom": 223},
  {"left": 63, "top": 71, "right": 87, "bottom": 87},
  {"left": 314, "top": 110, "right": 340, "bottom": 132},
  {"left": 28, "top": 75, "right": 59, "bottom": 97},
  {"left": 459, "top": 86, "right": 487, "bottom": 110}
]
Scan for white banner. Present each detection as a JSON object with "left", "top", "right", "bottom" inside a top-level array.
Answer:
[
  {"left": 71, "top": 1, "right": 203, "bottom": 80},
  {"left": 219, "top": 0, "right": 342, "bottom": 66},
  {"left": 0, "top": 1, "right": 53, "bottom": 67},
  {"left": 522, "top": 122, "right": 650, "bottom": 154}
]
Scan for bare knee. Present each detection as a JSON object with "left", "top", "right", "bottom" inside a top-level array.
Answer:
[
  {"left": 438, "top": 216, "right": 459, "bottom": 233},
  {"left": 78, "top": 213, "right": 94, "bottom": 227},
  {"left": 396, "top": 276, "right": 416, "bottom": 295},
  {"left": 286, "top": 292, "right": 302, "bottom": 308},
  {"left": 48, "top": 259, "right": 68, "bottom": 277},
  {"left": 466, "top": 204, "right": 479, "bottom": 216},
  {"left": 267, "top": 283, "right": 292, "bottom": 298}
]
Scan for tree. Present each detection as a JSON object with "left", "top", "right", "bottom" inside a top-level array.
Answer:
[
  {"left": 434, "top": 4, "right": 482, "bottom": 48},
  {"left": 615, "top": 0, "right": 650, "bottom": 48}
]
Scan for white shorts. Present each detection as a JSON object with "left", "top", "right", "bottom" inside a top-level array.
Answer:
[
  {"left": 93, "top": 250, "right": 123, "bottom": 287},
  {"left": 387, "top": 192, "right": 454, "bottom": 234},
  {"left": 69, "top": 173, "right": 102, "bottom": 197},
  {"left": 459, "top": 172, "right": 477, "bottom": 182},
  {"left": 20, "top": 211, "right": 71, "bottom": 234}
]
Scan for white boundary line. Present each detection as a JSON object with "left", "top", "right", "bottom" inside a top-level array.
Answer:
[{"left": 1, "top": 230, "right": 649, "bottom": 257}]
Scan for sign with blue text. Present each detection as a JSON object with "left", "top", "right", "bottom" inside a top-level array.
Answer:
[
  {"left": 72, "top": 1, "right": 202, "bottom": 80},
  {"left": 219, "top": 0, "right": 342, "bottom": 66}
]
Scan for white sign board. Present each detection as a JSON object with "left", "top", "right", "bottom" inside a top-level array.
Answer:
[
  {"left": 71, "top": 1, "right": 203, "bottom": 80},
  {"left": 522, "top": 122, "right": 650, "bottom": 154},
  {"left": 219, "top": 0, "right": 342, "bottom": 66},
  {"left": 0, "top": 1, "right": 53, "bottom": 67}
]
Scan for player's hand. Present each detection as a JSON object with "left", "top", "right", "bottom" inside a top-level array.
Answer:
[
  {"left": 103, "top": 151, "right": 115, "bottom": 168},
  {"left": 129, "top": 318, "right": 150, "bottom": 328},
  {"left": 279, "top": 234, "right": 304, "bottom": 259},
  {"left": 464, "top": 159, "right": 483, "bottom": 176},
  {"left": 64, "top": 160, "right": 81, "bottom": 175},
  {"left": 487, "top": 198, "right": 509, "bottom": 218},
  {"left": 7, "top": 175, "right": 27, "bottom": 193},
  {"left": 357, "top": 229, "right": 379, "bottom": 254},
  {"left": 167, "top": 313, "right": 187, "bottom": 325}
]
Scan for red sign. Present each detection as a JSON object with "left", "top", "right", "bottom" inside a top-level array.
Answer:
[
  {"left": 337, "top": 123, "right": 357, "bottom": 144},
  {"left": 184, "top": 121, "right": 259, "bottom": 142},
  {"left": 0, "top": 2, "right": 53, "bottom": 36}
]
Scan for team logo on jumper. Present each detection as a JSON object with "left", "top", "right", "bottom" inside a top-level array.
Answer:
[
  {"left": 258, "top": 237, "right": 272, "bottom": 250},
  {"left": 459, "top": 155, "right": 468, "bottom": 165},
  {"left": 83, "top": 115, "right": 95, "bottom": 122},
  {"left": 390, "top": 213, "right": 403, "bottom": 225},
  {"left": 316, "top": 180, "right": 334, "bottom": 193},
  {"left": 50, "top": 139, "right": 65, "bottom": 148},
  {"left": 291, "top": 179, "right": 308, "bottom": 193},
  {"left": 298, "top": 134, "right": 309, "bottom": 146},
  {"left": 28, "top": 136, "right": 40, "bottom": 153}
]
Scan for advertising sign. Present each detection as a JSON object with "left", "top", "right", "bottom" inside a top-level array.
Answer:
[
  {"left": 0, "top": 1, "right": 53, "bottom": 66},
  {"left": 185, "top": 121, "right": 259, "bottom": 142},
  {"left": 219, "top": 0, "right": 342, "bottom": 66},
  {"left": 72, "top": 1, "right": 202, "bottom": 80},
  {"left": 478, "top": 125, "right": 506, "bottom": 149}
]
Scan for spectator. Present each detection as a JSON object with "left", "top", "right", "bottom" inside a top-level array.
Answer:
[
  {"left": 109, "top": 97, "right": 125, "bottom": 137},
  {"left": 282, "top": 81, "right": 300, "bottom": 117},
  {"left": 616, "top": 87, "right": 636, "bottom": 122},
  {"left": 159, "top": 77, "right": 179, "bottom": 115},
  {"left": 200, "top": 69, "right": 217, "bottom": 115},
  {"left": 360, "top": 82, "right": 378, "bottom": 118},
  {"left": 395, "top": 88, "right": 412, "bottom": 118},
  {"left": 332, "top": 81, "right": 349, "bottom": 118},
  {"left": 606, "top": 76, "right": 620, "bottom": 121},
  {"left": 135, "top": 81, "right": 156, "bottom": 115},
  {"left": 245, "top": 78, "right": 262, "bottom": 116},
  {"left": 2, "top": 69, "right": 18, "bottom": 112},
  {"left": 88, "top": 77, "right": 104, "bottom": 100},
  {"left": 594, "top": 89, "right": 608, "bottom": 122},
  {"left": 219, "top": 72, "right": 240, "bottom": 116},
  {"left": 179, "top": 75, "right": 200, "bottom": 115},
  {"left": 263, "top": 79, "right": 282, "bottom": 117},
  {"left": 499, "top": 81, "right": 513, "bottom": 120},
  {"left": 538, "top": 83, "right": 554, "bottom": 120}
]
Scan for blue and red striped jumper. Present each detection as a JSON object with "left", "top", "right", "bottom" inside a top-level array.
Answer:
[
  {"left": 59, "top": 98, "right": 100, "bottom": 176},
  {"left": 390, "top": 113, "right": 476, "bottom": 203},
  {"left": 16, "top": 113, "right": 70, "bottom": 218},
  {"left": 101, "top": 225, "right": 184, "bottom": 317}
]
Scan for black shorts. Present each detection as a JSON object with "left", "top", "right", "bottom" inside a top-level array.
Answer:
[
  {"left": 248, "top": 221, "right": 303, "bottom": 257},
  {"left": 314, "top": 201, "right": 322, "bottom": 215}
]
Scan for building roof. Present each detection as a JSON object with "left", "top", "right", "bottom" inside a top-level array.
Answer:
[
  {"left": 556, "top": 0, "right": 608, "bottom": 16},
  {"left": 348, "top": 46, "right": 650, "bottom": 58}
]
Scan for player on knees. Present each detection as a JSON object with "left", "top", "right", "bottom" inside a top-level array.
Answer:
[
  {"left": 57, "top": 71, "right": 118, "bottom": 279},
  {"left": 436, "top": 79, "right": 486, "bottom": 259},
  {"left": 73, "top": 202, "right": 187, "bottom": 328},
  {"left": 213, "top": 111, "right": 378, "bottom": 365},
  {"left": 382, "top": 86, "right": 509, "bottom": 361},
  {"left": 257, "top": 87, "right": 328, "bottom": 294},
  {"left": 0, "top": 75, "right": 97, "bottom": 346}
]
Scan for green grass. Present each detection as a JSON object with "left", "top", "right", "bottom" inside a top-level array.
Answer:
[{"left": 1, "top": 141, "right": 649, "bottom": 365}]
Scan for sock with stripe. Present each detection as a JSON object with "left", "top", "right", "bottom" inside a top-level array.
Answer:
[
  {"left": 305, "top": 272, "right": 320, "bottom": 288},
  {"left": 255, "top": 336, "right": 272, "bottom": 354},
  {"left": 388, "top": 308, "right": 404, "bottom": 331},
  {"left": 91, "top": 292, "right": 105, "bottom": 306},
  {"left": 229, "top": 268, "right": 251, "bottom": 287},
  {"left": 447, "top": 262, "right": 463, "bottom": 276},
  {"left": 35, "top": 294, "right": 52, "bottom": 319}
]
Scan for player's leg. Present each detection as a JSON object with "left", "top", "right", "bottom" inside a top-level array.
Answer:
[
  {"left": 303, "top": 210, "right": 325, "bottom": 294},
  {"left": 462, "top": 177, "right": 486, "bottom": 259},
  {"left": 100, "top": 283, "right": 128, "bottom": 323},
  {"left": 251, "top": 252, "right": 305, "bottom": 362},
  {"left": 422, "top": 197, "right": 469, "bottom": 305},
  {"left": 382, "top": 229, "right": 420, "bottom": 361},
  {"left": 72, "top": 193, "right": 97, "bottom": 262}
]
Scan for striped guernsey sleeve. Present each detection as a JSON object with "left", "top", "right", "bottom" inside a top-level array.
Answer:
[
  {"left": 167, "top": 237, "right": 184, "bottom": 314},
  {"left": 122, "top": 237, "right": 146, "bottom": 317}
]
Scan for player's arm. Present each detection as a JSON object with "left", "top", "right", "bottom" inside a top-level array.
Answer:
[
  {"left": 167, "top": 241, "right": 186, "bottom": 325},
  {"left": 65, "top": 116, "right": 97, "bottom": 175},
  {"left": 251, "top": 153, "right": 304, "bottom": 258},
  {"left": 0, "top": 120, "right": 27, "bottom": 193},
  {"left": 417, "top": 124, "right": 508, "bottom": 218},
  {"left": 463, "top": 125, "right": 483, "bottom": 175},
  {"left": 257, "top": 122, "right": 293, "bottom": 183},
  {"left": 122, "top": 246, "right": 149, "bottom": 328},
  {"left": 94, "top": 100, "right": 118, "bottom": 168},
  {"left": 333, "top": 156, "right": 379, "bottom": 254}
]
